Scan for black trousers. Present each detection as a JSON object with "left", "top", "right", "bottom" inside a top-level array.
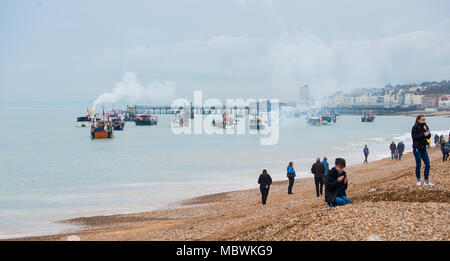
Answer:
[
  {"left": 364, "top": 153, "right": 368, "bottom": 163},
  {"left": 314, "top": 177, "right": 323, "bottom": 197},
  {"left": 442, "top": 149, "right": 449, "bottom": 161},
  {"left": 288, "top": 177, "right": 295, "bottom": 194},
  {"left": 260, "top": 187, "right": 269, "bottom": 205}
]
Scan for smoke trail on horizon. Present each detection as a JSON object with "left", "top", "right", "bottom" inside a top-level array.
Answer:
[{"left": 92, "top": 72, "right": 176, "bottom": 111}]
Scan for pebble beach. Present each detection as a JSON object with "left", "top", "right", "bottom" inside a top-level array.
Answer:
[{"left": 8, "top": 147, "right": 449, "bottom": 241}]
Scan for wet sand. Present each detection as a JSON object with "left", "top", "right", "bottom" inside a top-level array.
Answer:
[{"left": 7, "top": 147, "right": 449, "bottom": 241}]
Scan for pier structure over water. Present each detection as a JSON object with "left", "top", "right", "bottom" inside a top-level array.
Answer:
[{"left": 123, "top": 100, "right": 273, "bottom": 118}]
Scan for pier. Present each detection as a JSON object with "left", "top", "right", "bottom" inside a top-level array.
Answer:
[{"left": 122, "top": 101, "right": 273, "bottom": 118}]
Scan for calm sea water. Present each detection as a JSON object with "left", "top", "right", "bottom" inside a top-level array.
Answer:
[{"left": 0, "top": 101, "right": 448, "bottom": 238}]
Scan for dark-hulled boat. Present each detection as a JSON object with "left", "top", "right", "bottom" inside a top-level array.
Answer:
[
  {"left": 76, "top": 115, "right": 92, "bottom": 127},
  {"left": 135, "top": 114, "right": 158, "bottom": 126},
  {"left": 361, "top": 110, "right": 375, "bottom": 122}
]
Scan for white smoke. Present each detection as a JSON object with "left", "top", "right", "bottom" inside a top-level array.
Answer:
[{"left": 92, "top": 72, "right": 176, "bottom": 111}]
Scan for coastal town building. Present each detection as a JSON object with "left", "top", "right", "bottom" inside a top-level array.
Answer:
[
  {"left": 422, "top": 95, "right": 439, "bottom": 109},
  {"left": 322, "top": 80, "right": 449, "bottom": 110},
  {"left": 404, "top": 93, "right": 424, "bottom": 107},
  {"left": 384, "top": 90, "right": 405, "bottom": 108},
  {"left": 439, "top": 94, "right": 450, "bottom": 109}
]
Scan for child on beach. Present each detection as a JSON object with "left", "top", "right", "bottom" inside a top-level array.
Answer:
[
  {"left": 325, "top": 158, "right": 352, "bottom": 207},
  {"left": 258, "top": 169, "right": 272, "bottom": 205}
]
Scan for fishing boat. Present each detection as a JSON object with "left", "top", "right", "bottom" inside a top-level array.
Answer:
[
  {"left": 215, "top": 115, "right": 238, "bottom": 129},
  {"left": 124, "top": 115, "right": 135, "bottom": 121},
  {"left": 106, "top": 111, "right": 125, "bottom": 130},
  {"left": 76, "top": 116, "right": 91, "bottom": 127},
  {"left": 90, "top": 119, "right": 113, "bottom": 139},
  {"left": 321, "top": 115, "right": 334, "bottom": 125},
  {"left": 111, "top": 117, "right": 125, "bottom": 130},
  {"left": 361, "top": 110, "right": 375, "bottom": 122},
  {"left": 249, "top": 116, "right": 266, "bottom": 130},
  {"left": 172, "top": 111, "right": 189, "bottom": 128},
  {"left": 306, "top": 116, "right": 323, "bottom": 126},
  {"left": 135, "top": 114, "right": 158, "bottom": 126}
]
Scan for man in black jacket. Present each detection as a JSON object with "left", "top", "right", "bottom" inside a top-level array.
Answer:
[
  {"left": 390, "top": 141, "right": 396, "bottom": 160},
  {"left": 258, "top": 169, "right": 272, "bottom": 205},
  {"left": 325, "top": 158, "right": 352, "bottom": 207},
  {"left": 311, "top": 158, "right": 325, "bottom": 197}
]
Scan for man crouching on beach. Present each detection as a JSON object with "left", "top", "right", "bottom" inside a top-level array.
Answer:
[{"left": 325, "top": 158, "right": 352, "bottom": 208}]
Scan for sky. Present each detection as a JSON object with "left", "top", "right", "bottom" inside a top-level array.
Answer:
[{"left": 1, "top": 0, "right": 449, "bottom": 105}]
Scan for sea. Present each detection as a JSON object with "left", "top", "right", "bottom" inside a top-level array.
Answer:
[{"left": 0, "top": 101, "right": 448, "bottom": 239}]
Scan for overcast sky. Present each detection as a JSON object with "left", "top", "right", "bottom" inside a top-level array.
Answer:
[{"left": 1, "top": 0, "right": 449, "bottom": 104}]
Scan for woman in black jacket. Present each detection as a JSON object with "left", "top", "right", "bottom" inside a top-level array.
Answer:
[
  {"left": 411, "top": 115, "right": 433, "bottom": 186},
  {"left": 258, "top": 169, "right": 272, "bottom": 205}
]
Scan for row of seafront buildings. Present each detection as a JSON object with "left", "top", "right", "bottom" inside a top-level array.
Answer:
[{"left": 322, "top": 81, "right": 450, "bottom": 110}]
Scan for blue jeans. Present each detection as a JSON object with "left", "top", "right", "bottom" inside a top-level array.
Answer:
[
  {"left": 332, "top": 196, "right": 352, "bottom": 206},
  {"left": 413, "top": 147, "right": 430, "bottom": 181}
]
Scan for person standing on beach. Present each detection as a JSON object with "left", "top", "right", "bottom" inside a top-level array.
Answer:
[
  {"left": 434, "top": 134, "right": 440, "bottom": 147},
  {"left": 286, "top": 162, "right": 296, "bottom": 194},
  {"left": 258, "top": 169, "right": 272, "bottom": 205},
  {"left": 311, "top": 158, "right": 325, "bottom": 197},
  {"left": 325, "top": 158, "right": 352, "bottom": 207},
  {"left": 363, "top": 145, "right": 369, "bottom": 164},
  {"left": 440, "top": 135, "right": 448, "bottom": 162},
  {"left": 411, "top": 115, "right": 433, "bottom": 186},
  {"left": 390, "top": 141, "right": 396, "bottom": 160},
  {"left": 397, "top": 141, "right": 405, "bottom": 160},
  {"left": 444, "top": 140, "right": 450, "bottom": 162},
  {"left": 321, "top": 157, "right": 329, "bottom": 179}
]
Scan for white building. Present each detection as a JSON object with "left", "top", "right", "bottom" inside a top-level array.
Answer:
[
  {"left": 438, "top": 95, "right": 450, "bottom": 109},
  {"left": 404, "top": 93, "right": 424, "bottom": 107},
  {"left": 384, "top": 91, "right": 405, "bottom": 108},
  {"left": 355, "top": 93, "right": 369, "bottom": 105}
]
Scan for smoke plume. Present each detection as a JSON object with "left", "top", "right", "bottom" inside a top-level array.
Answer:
[{"left": 92, "top": 72, "right": 176, "bottom": 111}]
